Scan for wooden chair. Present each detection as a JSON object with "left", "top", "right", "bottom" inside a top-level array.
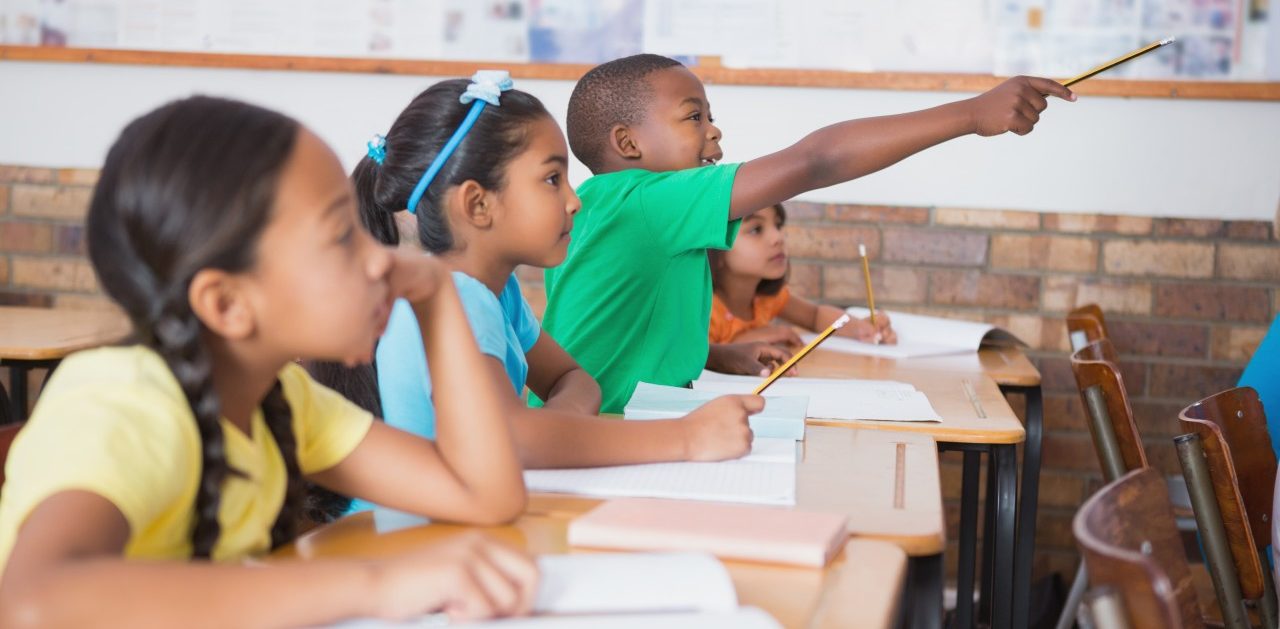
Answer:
[
  {"left": 1071, "top": 339, "right": 1147, "bottom": 480},
  {"left": 1176, "top": 387, "right": 1278, "bottom": 629},
  {"left": 1067, "top": 304, "right": 1109, "bottom": 351},
  {"left": 1074, "top": 467, "right": 1203, "bottom": 629}
]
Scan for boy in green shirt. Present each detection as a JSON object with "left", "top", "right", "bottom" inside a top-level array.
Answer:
[{"left": 544, "top": 54, "right": 1075, "bottom": 413}]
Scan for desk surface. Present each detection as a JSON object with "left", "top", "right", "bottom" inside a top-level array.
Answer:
[
  {"left": 0, "top": 306, "right": 130, "bottom": 360},
  {"left": 276, "top": 510, "right": 907, "bottom": 629},
  {"left": 527, "top": 427, "right": 945, "bottom": 557},
  {"left": 794, "top": 349, "right": 1026, "bottom": 445},
  {"left": 906, "top": 345, "right": 1042, "bottom": 388}
]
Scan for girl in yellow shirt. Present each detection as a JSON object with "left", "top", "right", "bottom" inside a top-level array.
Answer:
[{"left": 0, "top": 96, "right": 535, "bottom": 626}]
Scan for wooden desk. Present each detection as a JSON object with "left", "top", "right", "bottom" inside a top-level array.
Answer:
[
  {"left": 529, "top": 426, "right": 945, "bottom": 558},
  {"left": 0, "top": 306, "right": 130, "bottom": 423},
  {"left": 791, "top": 348, "right": 1036, "bottom": 629},
  {"left": 275, "top": 511, "right": 908, "bottom": 629}
]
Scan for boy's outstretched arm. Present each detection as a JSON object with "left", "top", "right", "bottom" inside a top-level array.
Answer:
[{"left": 729, "top": 76, "right": 1075, "bottom": 219}]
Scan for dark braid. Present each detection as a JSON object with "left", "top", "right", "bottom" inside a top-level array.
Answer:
[{"left": 86, "top": 96, "right": 303, "bottom": 558}]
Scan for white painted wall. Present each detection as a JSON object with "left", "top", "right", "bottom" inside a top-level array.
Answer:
[{"left": 2, "top": 60, "right": 1277, "bottom": 220}]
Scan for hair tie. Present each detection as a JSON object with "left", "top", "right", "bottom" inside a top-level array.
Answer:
[
  {"left": 366, "top": 134, "right": 387, "bottom": 165},
  {"left": 405, "top": 70, "right": 513, "bottom": 214}
]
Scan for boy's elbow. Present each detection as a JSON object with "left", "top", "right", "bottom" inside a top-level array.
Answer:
[{"left": 471, "top": 490, "right": 527, "bottom": 526}]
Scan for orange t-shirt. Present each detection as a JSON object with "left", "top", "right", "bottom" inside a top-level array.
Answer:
[{"left": 708, "top": 287, "right": 791, "bottom": 343}]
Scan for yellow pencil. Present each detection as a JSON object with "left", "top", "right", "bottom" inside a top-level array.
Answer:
[
  {"left": 753, "top": 313, "right": 852, "bottom": 395},
  {"left": 1062, "top": 37, "right": 1176, "bottom": 87},
  {"left": 860, "top": 243, "right": 881, "bottom": 344}
]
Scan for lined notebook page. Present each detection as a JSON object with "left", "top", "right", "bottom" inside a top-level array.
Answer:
[
  {"left": 525, "top": 458, "right": 796, "bottom": 506},
  {"left": 692, "top": 372, "right": 941, "bottom": 422},
  {"left": 805, "top": 307, "right": 1023, "bottom": 359}
]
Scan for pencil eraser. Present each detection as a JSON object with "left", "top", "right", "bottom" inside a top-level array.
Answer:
[{"left": 858, "top": 243, "right": 867, "bottom": 257}]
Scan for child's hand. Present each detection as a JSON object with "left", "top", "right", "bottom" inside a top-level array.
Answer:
[
  {"left": 734, "top": 325, "right": 804, "bottom": 350},
  {"left": 365, "top": 531, "right": 538, "bottom": 622},
  {"left": 842, "top": 312, "right": 897, "bottom": 345},
  {"left": 680, "top": 394, "right": 762, "bottom": 461},
  {"left": 706, "top": 342, "right": 795, "bottom": 377},
  {"left": 965, "top": 76, "right": 1075, "bottom": 137},
  {"left": 385, "top": 249, "right": 448, "bottom": 306}
]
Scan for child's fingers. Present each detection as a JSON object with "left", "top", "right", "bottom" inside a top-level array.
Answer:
[
  {"left": 1026, "top": 76, "right": 1076, "bottom": 101},
  {"left": 477, "top": 540, "right": 539, "bottom": 616},
  {"left": 1022, "top": 91, "right": 1049, "bottom": 113}
]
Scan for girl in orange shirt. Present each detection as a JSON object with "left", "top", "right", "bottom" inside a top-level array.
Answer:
[{"left": 709, "top": 203, "right": 896, "bottom": 347}]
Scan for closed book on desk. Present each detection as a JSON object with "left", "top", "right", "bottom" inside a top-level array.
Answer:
[{"left": 568, "top": 498, "right": 847, "bottom": 567}]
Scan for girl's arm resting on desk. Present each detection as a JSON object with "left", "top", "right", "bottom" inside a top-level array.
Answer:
[
  {"left": 480, "top": 357, "right": 758, "bottom": 466},
  {"left": 523, "top": 333, "right": 601, "bottom": 416},
  {"left": 314, "top": 254, "right": 525, "bottom": 525},
  {"left": 728, "top": 77, "right": 1074, "bottom": 219},
  {"left": 0, "top": 491, "right": 537, "bottom": 628}
]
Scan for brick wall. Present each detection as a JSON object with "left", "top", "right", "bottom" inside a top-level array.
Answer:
[{"left": 4, "top": 163, "right": 1279, "bottom": 584}]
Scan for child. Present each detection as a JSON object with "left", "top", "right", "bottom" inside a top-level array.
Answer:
[
  {"left": 708, "top": 203, "right": 896, "bottom": 348},
  {"left": 0, "top": 96, "right": 538, "bottom": 626},
  {"left": 543, "top": 53, "right": 1074, "bottom": 412},
  {"left": 315, "top": 74, "right": 759, "bottom": 511}
]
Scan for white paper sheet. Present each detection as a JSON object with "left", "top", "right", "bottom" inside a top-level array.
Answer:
[
  {"left": 329, "top": 607, "right": 780, "bottom": 629},
  {"left": 806, "top": 307, "right": 1023, "bottom": 360},
  {"left": 692, "top": 372, "right": 941, "bottom": 423},
  {"left": 525, "top": 457, "right": 796, "bottom": 506},
  {"left": 624, "top": 382, "right": 807, "bottom": 440}
]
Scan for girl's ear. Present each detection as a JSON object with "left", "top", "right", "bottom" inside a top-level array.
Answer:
[
  {"left": 609, "top": 124, "right": 642, "bottom": 160},
  {"left": 189, "top": 269, "right": 256, "bottom": 341},
  {"left": 457, "top": 179, "right": 494, "bottom": 229}
]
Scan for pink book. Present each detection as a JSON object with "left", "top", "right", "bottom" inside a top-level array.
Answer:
[{"left": 567, "top": 498, "right": 848, "bottom": 568}]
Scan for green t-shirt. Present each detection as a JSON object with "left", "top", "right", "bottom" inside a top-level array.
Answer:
[{"left": 540, "top": 165, "right": 741, "bottom": 413}]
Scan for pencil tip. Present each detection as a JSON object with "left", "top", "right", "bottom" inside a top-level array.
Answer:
[{"left": 1162, "top": 37, "right": 1176, "bottom": 45}]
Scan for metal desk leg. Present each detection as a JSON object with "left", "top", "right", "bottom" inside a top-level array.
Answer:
[
  {"left": 979, "top": 452, "right": 997, "bottom": 624},
  {"left": 953, "top": 449, "right": 982, "bottom": 629},
  {"left": 907, "top": 553, "right": 945, "bottom": 629},
  {"left": 9, "top": 364, "right": 28, "bottom": 423},
  {"left": 990, "top": 443, "right": 1019, "bottom": 629},
  {"left": 1009, "top": 384, "right": 1044, "bottom": 629}
]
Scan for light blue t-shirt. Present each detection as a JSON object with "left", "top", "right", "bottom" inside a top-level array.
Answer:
[
  {"left": 348, "top": 271, "right": 541, "bottom": 514},
  {"left": 1240, "top": 315, "right": 1280, "bottom": 459}
]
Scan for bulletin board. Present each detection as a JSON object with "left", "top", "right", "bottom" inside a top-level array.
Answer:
[{"left": 1, "top": 0, "right": 1277, "bottom": 101}]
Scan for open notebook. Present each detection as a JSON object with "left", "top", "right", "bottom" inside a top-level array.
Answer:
[
  {"left": 693, "top": 371, "right": 941, "bottom": 422},
  {"left": 624, "top": 382, "right": 807, "bottom": 440},
  {"left": 524, "top": 437, "right": 797, "bottom": 505},
  {"left": 807, "top": 307, "right": 1025, "bottom": 359},
  {"left": 326, "top": 552, "right": 781, "bottom": 628}
]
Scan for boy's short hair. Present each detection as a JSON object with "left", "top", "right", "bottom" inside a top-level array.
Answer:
[{"left": 567, "top": 54, "right": 684, "bottom": 173}]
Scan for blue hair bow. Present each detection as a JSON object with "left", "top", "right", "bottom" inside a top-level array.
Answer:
[{"left": 405, "top": 70, "right": 514, "bottom": 214}]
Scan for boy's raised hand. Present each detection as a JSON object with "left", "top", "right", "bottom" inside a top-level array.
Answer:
[{"left": 965, "top": 76, "right": 1075, "bottom": 137}]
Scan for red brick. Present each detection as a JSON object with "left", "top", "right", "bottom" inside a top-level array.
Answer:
[
  {"left": 1106, "top": 320, "right": 1208, "bottom": 359},
  {"left": 0, "top": 184, "right": 9, "bottom": 214},
  {"left": 1043, "top": 394, "right": 1088, "bottom": 432},
  {"left": 0, "top": 255, "right": 8, "bottom": 284},
  {"left": 1148, "top": 363, "right": 1243, "bottom": 399},
  {"left": 1225, "top": 221, "right": 1273, "bottom": 240},
  {"left": 11, "top": 256, "right": 99, "bottom": 292},
  {"left": 984, "top": 314, "right": 1050, "bottom": 350},
  {"left": 934, "top": 207, "right": 1040, "bottom": 230},
  {"left": 826, "top": 204, "right": 929, "bottom": 224},
  {"left": 0, "top": 221, "right": 53, "bottom": 253},
  {"left": 1153, "top": 218, "right": 1224, "bottom": 238},
  {"left": 1154, "top": 283, "right": 1272, "bottom": 323},
  {"left": 1037, "top": 354, "right": 1146, "bottom": 397},
  {"left": 990, "top": 234, "right": 1097, "bottom": 273},
  {"left": 787, "top": 261, "right": 822, "bottom": 297},
  {"left": 785, "top": 225, "right": 878, "bottom": 260},
  {"left": 53, "top": 293, "right": 123, "bottom": 312},
  {"left": 52, "top": 224, "right": 86, "bottom": 255},
  {"left": 1142, "top": 439, "right": 1184, "bottom": 477},
  {"left": 11, "top": 185, "right": 93, "bottom": 220},
  {"left": 929, "top": 270, "right": 1038, "bottom": 310},
  {"left": 882, "top": 228, "right": 986, "bottom": 265},
  {"left": 1130, "top": 399, "right": 1190, "bottom": 437},
  {"left": 1210, "top": 325, "right": 1269, "bottom": 362},
  {"left": 1036, "top": 472, "right": 1086, "bottom": 508},
  {"left": 1102, "top": 240, "right": 1214, "bottom": 279},
  {"left": 56, "top": 168, "right": 100, "bottom": 186},
  {"left": 1033, "top": 549, "right": 1082, "bottom": 582},
  {"left": 0, "top": 165, "right": 56, "bottom": 184},
  {"left": 1217, "top": 243, "right": 1280, "bottom": 281},
  {"left": 1041, "top": 276, "right": 1152, "bottom": 315},
  {"left": 0, "top": 291, "right": 54, "bottom": 307},
  {"left": 1043, "top": 213, "right": 1152, "bottom": 235},
  {"left": 779, "top": 200, "right": 825, "bottom": 221},
  {"left": 823, "top": 265, "right": 926, "bottom": 304},
  {"left": 1035, "top": 509, "right": 1077, "bottom": 548}
]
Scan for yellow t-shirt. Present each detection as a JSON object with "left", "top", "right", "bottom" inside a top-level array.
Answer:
[{"left": 0, "top": 346, "right": 373, "bottom": 573}]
